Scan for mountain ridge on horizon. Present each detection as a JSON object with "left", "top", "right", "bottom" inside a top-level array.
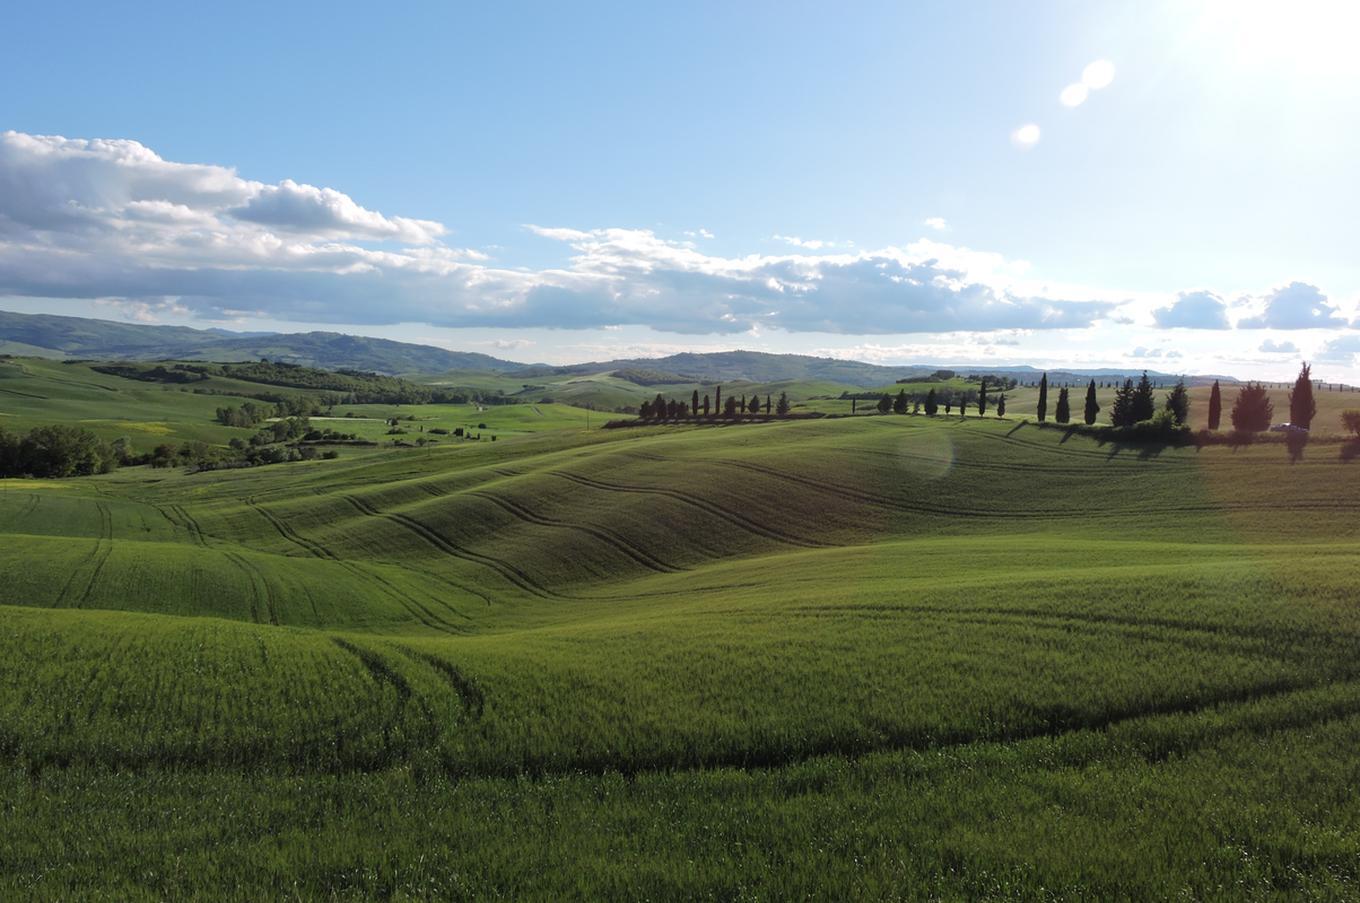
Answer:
[{"left": 0, "top": 308, "right": 1236, "bottom": 386}]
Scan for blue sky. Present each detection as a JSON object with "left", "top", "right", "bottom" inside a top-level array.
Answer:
[{"left": 3, "top": 0, "right": 1359, "bottom": 378}]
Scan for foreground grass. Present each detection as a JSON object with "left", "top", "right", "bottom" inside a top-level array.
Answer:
[{"left": 4, "top": 414, "right": 1360, "bottom": 897}]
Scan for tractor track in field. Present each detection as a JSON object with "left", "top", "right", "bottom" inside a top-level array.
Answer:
[
  {"left": 332, "top": 639, "right": 444, "bottom": 748},
  {"left": 1, "top": 491, "right": 42, "bottom": 529},
  {"left": 548, "top": 471, "right": 825, "bottom": 549},
  {"left": 395, "top": 646, "right": 486, "bottom": 720},
  {"left": 55, "top": 502, "right": 114, "bottom": 608},
  {"left": 342, "top": 493, "right": 570, "bottom": 602},
  {"left": 466, "top": 489, "right": 682, "bottom": 574},
  {"left": 247, "top": 497, "right": 466, "bottom": 635},
  {"left": 224, "top": 551, "right": 278, "bottom": 625}
]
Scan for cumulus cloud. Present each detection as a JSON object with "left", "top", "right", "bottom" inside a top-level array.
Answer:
[
  {"left": 772, "top": 234, "right": 834, "bottom": 250},
  {"left": 923, "top": 217, "right": 948, "bottom": 231},
  {"left": 1237, "top": 282, "right": 1347, "bottom": 329},
  {"left": 0, "top": 131, "right": 1126, "bottom": 336},
  {"left": 1130, "top": 346, "right": 1182, "bottom": 359},
  {"left": 1318, "top": 335, "right": 1360, "bottom": 364},
  {"left": 1152, "top": 290, "right": 1231, "bottom": 329},
  {"left": 1258, "top": 339, "right": 1299, "bottom": 353}
]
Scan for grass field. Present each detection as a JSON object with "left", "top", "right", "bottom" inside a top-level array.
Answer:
[{"left": 5, "top": 379, "right": 1360, "bottom": 897}]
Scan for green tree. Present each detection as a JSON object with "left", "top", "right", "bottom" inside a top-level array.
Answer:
[
  {"left": 723, "top": 395, "right": 738, "bottom": 417},
  {"left": 1231, "top": 382, "right": 1274, "bottom": 432},
  {"left": 1131, "top": 372, "right": 1156, "bottom": 422},
  {"left": 692, "top": 389, "right": 700, "bottom": 417},
  {"left": 1083, "top": 379, "right": 1100, "bottom": 425},
  {"left": 765, "top": 394, "right": 772, "bottom": 414},
  {"left": 1341, "top": 409, "right": 1360, "bottom": 437},
  {"left": 1207, "top": 380, "right": 1222, "bottom": 430},
  {"left": 1111, "top": 379, "right": 1136, "bottom": 427},
  {"left": 1037, "top": 373, "right": 1049, "bottom": 422},
  {"left": 1289, "top": 362, "right": 1317, "bottom": 428},
  {"left": 977, "top": 377, "right": 988, "bottom": 416},
  {"left": 776, "top": 392, "right": 790, "bottom": 415},
  {"left": 893, "top": 389, "right": 909, "bottom": 414},
  {"left": 996, "top": 394, "right": 1007, "bottom": 418},
  {"left": 924, "top": 388, "right": 938, "bottom": 416},
  {"left": 1055, "top": 387, "right": 1071, "bottom": 424},
  {"left": 1165, "top": 378, "right": 1190, "bottom": 426},
  {"left": 876, "top": 393, "right": 892, "bottom": 414}
]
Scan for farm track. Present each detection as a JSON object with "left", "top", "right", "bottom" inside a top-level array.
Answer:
[
  {"left": 549, "top": 471, "right": 826, "bottom": 549},
  {"left": 224, "top": 551, "right": 278, "bottom": 625},
  {"left": 52, "top": 502, "right": 113, "bottom": 608}
]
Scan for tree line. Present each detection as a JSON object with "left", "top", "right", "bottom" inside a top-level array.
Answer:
[{"left": 639, "top": 388, "right": 792, "bottom": 420}]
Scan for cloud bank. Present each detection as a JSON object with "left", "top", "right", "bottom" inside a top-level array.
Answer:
[{"left": 0, "top": 131, "right": 1354, "bottom": 346}]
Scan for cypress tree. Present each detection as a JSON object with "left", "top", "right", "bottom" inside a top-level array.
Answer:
[
  {"left": 765, "top": 394, "right": 772, "bottom": 414},
  {"left": 715, "top": 385, "right": 721, "bottom": 417},
  {"left": 776, "top": 392, "right": 790, "bottom": 415},
  {"left": 1207, "top": 380, "right": 1221, "bottom": 430},
  {"left": 978, "top": 377, "right": 988, "bottom": 416},
  {"left": 703, "top": 395, "right": 711, "bottom": 416},
  {"left": 1165, "top": 378, "right": 1190, "bottom": 426},
  {"left": 692, "top": 390, "right": 700, "bottom": 417},
  {"left": 1111, "top": 379, "right": 1136, "bottom": 427},
  {"left": 1289, "top": 362, "right": 1317, "bottom": 429},
  {"left": 1083, "top": 379, "right": 1099, "bottom": 425},
  {"left": 893, "top": 389, "right": 909, "bottom": 414},
  {"left": 1055, "top": 387, "right": 1071, "bottom": 423},
  {"left": 653, "top": 393, "right": 667, "bottom": 420},
  {"left": 996, "top": 394, "right": 1007, "bottom": 417},
  {"left": 1131, "top": 371, "right": 1156, "bottom": 422},
  {"left": 1037, "top": 373, "right": 1048, "bottom": 422},
  {"left": 877, "top": 393, "right": 892, "bottom": 414},
  {"left": 925, "top": 388, "right": 938, "bottom": 416}
]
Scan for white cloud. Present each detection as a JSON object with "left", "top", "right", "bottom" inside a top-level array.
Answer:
[
  {"left": 1258, "top": 339, "right": 1299, "bottom": 353},
  {"left": 1, "top": 130, "right": 1347, "bottom": 350},
  {"left": 1237, "top": 282, "right": 1347, "bottom": 329},
  {"left": 1152, "top": 290, "right": 1231, "bottom": 329},
  {"left": 772, "top": 234, "right": 834, "bottom": 250},
  {"left": 923, "top": 217, "right": 948, "bottom": 232},
  {"left": 1318, "top": 335, "right": 1360, "bottom": 365}
]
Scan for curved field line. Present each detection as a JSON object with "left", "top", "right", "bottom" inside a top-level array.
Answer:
[
  {"left": 248, "top": 497, "right": 465, "bottom": 634},
  {"left": 548, "top": 471, "right": 825, "bottom": 548},
  {"left": 395, "top": 646, "right": 486, "bottom": 720},
  {"left": 223, "top": 551, "right": 277, "bottom": 625},
  {"left": 467, "top": 489, "right": 682, "bottom": 574},
  {"left": 342, "top": 494, "right": 570, "bottom": 602}
]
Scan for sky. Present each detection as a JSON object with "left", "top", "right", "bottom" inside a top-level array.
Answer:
[{"left": 2, "top": 0, "right": 1359, "bottom": 379}]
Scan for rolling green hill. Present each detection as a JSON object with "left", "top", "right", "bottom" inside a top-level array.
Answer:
[{"left": 5, "top": 398, "right": 1360, "bottom": 897}]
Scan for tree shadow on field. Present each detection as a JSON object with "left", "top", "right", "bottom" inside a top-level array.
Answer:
[
  {"left": 1006, "top": 422, "right": 1026, "bottom": 437},
  {"left": 1341, "top": 439, "right": 1360, "bottom": 462}
]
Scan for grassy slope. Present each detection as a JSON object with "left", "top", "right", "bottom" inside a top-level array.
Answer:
[{"left": 4, "top": 414, "right": 1360, "bottom": 896}]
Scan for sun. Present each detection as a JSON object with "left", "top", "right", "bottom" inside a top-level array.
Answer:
[{"left": 1199, "top": 0, "right": 1360, "bottom": 77}]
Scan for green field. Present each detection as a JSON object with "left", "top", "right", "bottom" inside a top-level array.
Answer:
[{"left": 5, "top": 375, "right": 1360, "bottom": 897}]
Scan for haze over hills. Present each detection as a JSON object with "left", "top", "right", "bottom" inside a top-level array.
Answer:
[{"left": 0, "top": 308, "right": 1231, "bottom": 386}]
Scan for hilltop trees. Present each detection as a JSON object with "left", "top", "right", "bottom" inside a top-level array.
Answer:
[
  {"left": 1165, "top": 379, "right": 1190, "bottom": 426},
  {"left": 1231, "top": 382, "right": 1274, "bottom": 432},
  {"left": 1208, "top": 380, "right": 1222, "bottom": 430},
  {"left": 1084, "top": 380, "right": 1100, "bottom": 425},
  {"left": 1131, "top": 372, "right": 1156, "bottom": 423},
  {"left": 1055, "top": 387, "right": 1071, "bottom": 424},
  {"left": 1289, "top": 363, "right": 1317, "bottom": 429},
  {"left": 1037, "top": 373, "right": 1049, "bottom": 422},
  {"left": 925, "top": 388, "right": 939, "bottom": 416}
]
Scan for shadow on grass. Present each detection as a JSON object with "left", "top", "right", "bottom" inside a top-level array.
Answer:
[{"left": 1342, "top": 439, "right": 1360, "bottom": 462}]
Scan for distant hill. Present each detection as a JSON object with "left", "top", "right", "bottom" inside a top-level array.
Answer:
[
  {"left": 0, "top": 310, "right": 532, "bottom": 375},
  {"left": 0, "top": 309, "right": 1238, "bottom": 385},
  {"left": 538, "top": 351, "right": 1231, "bottom": 388}
]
